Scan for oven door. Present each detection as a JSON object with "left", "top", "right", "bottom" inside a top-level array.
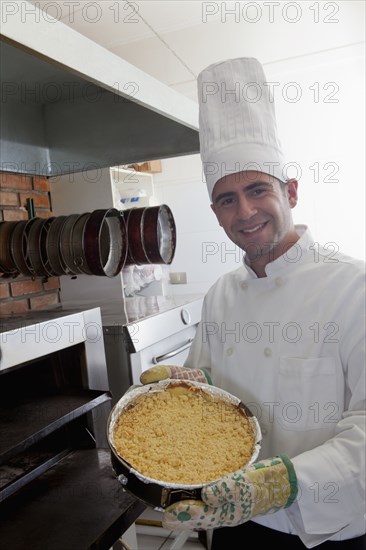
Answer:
[{"left": 129, "top": 324, "right": 197, "bottom": 385}]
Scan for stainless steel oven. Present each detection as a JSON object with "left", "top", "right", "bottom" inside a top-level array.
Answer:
[
  {"left": 0, "top": 306, "right": 145, "bottom": 549},
  {"left": 102, "top": 295, "right": 203, "bottom": 403}
]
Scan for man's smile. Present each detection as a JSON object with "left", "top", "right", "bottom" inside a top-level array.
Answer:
[{"left": 237, "top": 222, "right": 268, "bottom": 235}]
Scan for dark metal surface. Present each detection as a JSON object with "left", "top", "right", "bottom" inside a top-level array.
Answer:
[
  {"left": 0, "top": 449, "right": 146, "bottom": 550},
  {"left": 0, "top": 448, "right": 70, "bottom": 503},
  {"left": 0, "top": 389, "right": 111, "bottom": 463},
  {"left": 0, "top": 417, "right": 95, "bottom": 502}
]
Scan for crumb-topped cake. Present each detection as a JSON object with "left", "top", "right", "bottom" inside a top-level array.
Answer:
[{"left": 112, "top": 383, "right": 255, "bottom": 485}]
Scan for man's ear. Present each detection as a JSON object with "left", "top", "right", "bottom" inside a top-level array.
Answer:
[{"left": 287, "top": 179, "right": 298, "bottom": 208}]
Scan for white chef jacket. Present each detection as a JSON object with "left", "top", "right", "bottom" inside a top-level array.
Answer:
[{"left": 184, "top": 225, "right": 365, "bottom": 548}]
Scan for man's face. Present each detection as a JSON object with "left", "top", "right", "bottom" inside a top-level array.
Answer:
[{"left": 211, "top": 171, "right": 298, "bottom": 262}]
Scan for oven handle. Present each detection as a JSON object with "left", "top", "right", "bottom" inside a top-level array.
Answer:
[{"left": 152, "top": 338, "right": 194, "bottom": 364}]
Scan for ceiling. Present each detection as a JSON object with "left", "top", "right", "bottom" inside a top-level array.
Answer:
[{"left": 29, "top": 0, "right": 365, "bottom": 101}]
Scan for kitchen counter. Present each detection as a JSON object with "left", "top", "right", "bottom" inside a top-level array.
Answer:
[
  {"left": 0, "top": 305, "right": 98, "bottom": 332},
  {"left": 58, "top": 293, "right": 205, "bottom": 326},
  {"left": 0, "top": 293, "right": 204, "bottom": 333},
  {"left": 123, "top": 292, "right": 204, "bottom": 324},
  {"left": 0, "top": 307, "right": 107, "bottom": 373}
]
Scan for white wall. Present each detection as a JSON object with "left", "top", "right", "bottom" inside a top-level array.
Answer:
[
  {"left": 154, "top": 43, "right": 365, "bottom": 294},
  {"left": 266, "top": 44, "right": 365, "bottom": 261}
]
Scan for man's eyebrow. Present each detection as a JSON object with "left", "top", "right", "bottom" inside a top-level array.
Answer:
[
  {"left": 213, "top": 181, "right": 273, "bottom": 203},
  {"left": 245, "top": 180, "right": 274, "bottom": 190},
  {"left": 213, "top": 191, "right": 235, "bottom": 204}
]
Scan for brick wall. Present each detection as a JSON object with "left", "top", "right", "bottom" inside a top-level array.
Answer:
[{"left": 0, "top": 172, "right": 61, "bottom": 314}]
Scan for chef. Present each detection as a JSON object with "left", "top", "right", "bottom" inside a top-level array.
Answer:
[{"left": 141, "top": 58, "right": 366, "bottom": 548}]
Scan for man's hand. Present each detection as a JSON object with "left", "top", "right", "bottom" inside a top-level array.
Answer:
[
  {"left": 140, "top": 365, "right": 212, "bottom": 385},
  {"left": 162, "top": 455, "right": 298, "bottom": 530}
]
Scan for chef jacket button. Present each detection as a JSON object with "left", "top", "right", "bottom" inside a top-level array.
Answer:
[
  {"left": 264, "top": 347, "right": 272, "bottom": 357},
  {"left": 275, "top": 276, "right": 283, "bottom": 287},
  {"left": 226, "top": 347, "right": 234, "bottom": 356},
  {"left": 240, "top": 281, "right": 248, "bottom": 290}
]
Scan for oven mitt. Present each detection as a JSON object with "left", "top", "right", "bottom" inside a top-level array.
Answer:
[
  {"left": 140, "top": 365, "right": 212, "bottom": 385},
  {"left": 162, "top": 455, "right": 298, "bottom": 531}
]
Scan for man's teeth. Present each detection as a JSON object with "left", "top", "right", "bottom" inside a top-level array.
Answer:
[{"left": 242, "top": 223, "right": 265, "bottom": 234}]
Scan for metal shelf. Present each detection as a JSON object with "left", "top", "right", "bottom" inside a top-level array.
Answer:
[
  {"left": 0, "top": 420, "right": 94, "bottom": 502},
  {"left": 0, "top": 449, "right": 146, "bottom": 550},
  {"left": 0, "top": 448, "right": 70, "bottom": 503},
  {"left": 0, "top": 389, "right": 111, "bottom": 464}
]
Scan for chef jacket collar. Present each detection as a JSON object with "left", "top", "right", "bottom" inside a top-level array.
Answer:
[{"left": 242, "top": 225, "right": 313, "bottom": 278}]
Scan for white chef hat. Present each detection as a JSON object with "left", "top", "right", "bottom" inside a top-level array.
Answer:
[{"left": 197, "top": 57, "right": 287, "bottom": 200}]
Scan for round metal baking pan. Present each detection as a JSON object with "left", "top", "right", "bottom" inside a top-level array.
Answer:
[
  {"left": 27, "top": 217, "right": 56, "bottom": 277},
  {"left": 70, "top": 212, "right": 92, "bottom": 274},
  {"left": 124, "top": 207, "right": 147, "bottom": 265},
  {"left": 0, "top": 221, "right": 18, "bottom": 274},
  {"left": 59, "top": 214, "right": 83, "bottom": 275},
  {"left": 107, "top": 379, "right": 261, "bottom": 510},
  {"left": 124, "top": 205, "right": 177, "bottom": 266},
  {"left": 143, "top": 205, "right": 176, "bottom": 264},
  {"left": 41, "top": 217, "right": 57, "bottom": 277},
  {"left": 45, "top": 215, "right": 68, "bottom": 276},
  {"left": 83, "top": 208, "right": 127, "bottom": 277},
  {"left": 9, "top": 218, "right": 37, "bottom": 277},
  {"left": 27, "top": 218, "right": 44, "bottom": 276}
]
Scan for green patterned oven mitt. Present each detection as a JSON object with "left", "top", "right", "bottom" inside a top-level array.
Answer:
[
  {"left": 163, "top": 455, "right": 298, "bottom": 530},
  {"left": 140, "top": 365, "right": 212, "bottom": 385}
]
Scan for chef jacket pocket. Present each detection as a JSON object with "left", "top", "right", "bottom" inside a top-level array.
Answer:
[{"left": 278, "top": 356, "right": 340, "bottom": 431}]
